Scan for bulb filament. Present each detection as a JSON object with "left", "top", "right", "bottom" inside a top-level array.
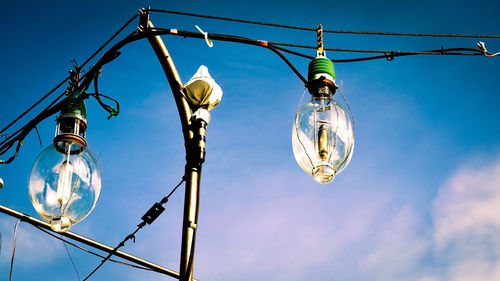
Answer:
[
  {"left": 57, "top": 160, "right": 73, "bottom": 204},
  {"left": 318, "top": 123, "right": 329, "bottom": 161}
]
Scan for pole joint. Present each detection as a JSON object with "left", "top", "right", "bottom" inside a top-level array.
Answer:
[
  {"left": 186, "top": 118, "right": 207, "bottom": 165},
  {"left": 138, "top": 7, "right": 151, "bottom": 32}
]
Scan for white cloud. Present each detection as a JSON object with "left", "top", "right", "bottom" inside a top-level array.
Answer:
[
  {"left": 431, "top": 159, "right": 500, "bottom": 281},
  {"left": 191, "top": 158, "right": 500, "bottom": 281},
  {"left": 4, "top": 157, "right": 500, "bottom": 281},
  {"left": 192, "top": 171, "right": 432, "bottom": 281}
]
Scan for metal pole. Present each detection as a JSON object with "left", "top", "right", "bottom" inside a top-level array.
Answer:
[
  {"left": 140, "top": 10, "right": 203, "bottom": 281},
  {"left": 0, "top": 204, "right": 194, "bottom": 280}
]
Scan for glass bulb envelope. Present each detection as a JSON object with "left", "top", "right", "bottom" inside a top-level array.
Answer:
[
  {"left": 29, "top": 142, "right": 102, "bottom": 232},
  {"left": 292, "top": 97, "right": 354, "bottom": 184}
]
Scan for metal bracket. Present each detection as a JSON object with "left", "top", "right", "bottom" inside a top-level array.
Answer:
[
  {"left": 138, "top": 7, "right": 151, "bottom": 32},
  {"left": 316, "top": 24, "right": 325, "bottom": 57},
  {"left": 188, "top": 221, "right": 197, "bottom": 230}
]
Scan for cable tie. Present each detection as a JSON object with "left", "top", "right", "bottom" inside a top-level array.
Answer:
[
  {"left": 476, "top": 41, "right": 499, "bottom": 57},
  {"left": 107, "top": 110, "right": 118, "bottom": 120},
  {"left": 170, "top": 28, "right": 178, "bottom": 34},
  {"left": 258, "top": 40, "right": 268, "bottom": 47},
  {"left": 477, "top": 41, "right": 487, "bottom": 54},
  {"left": 195, "top": 25, "right": 213, "bottom": 47}
]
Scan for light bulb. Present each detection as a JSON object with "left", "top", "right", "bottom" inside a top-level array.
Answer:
[
  {"left": 292, "top": 56, "right": 354, "bottom": 184},
  {"left": 292, "top": 97, "right": 354, "bottom": 183},
  {"left": 28, "top": 94, "right": 102, "bottom": 232},
  {"left": 29, "top": 142, "right": 101, "bottom": 232}
]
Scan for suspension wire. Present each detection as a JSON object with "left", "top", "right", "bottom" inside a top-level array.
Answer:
[
  {"left": 336, "top": 87, "right": 355, "bottom": 136},
  {"left": 0, "top": 77, "right": 69, "bottom": 135},
  {"left": 271, "top": 44, "right": 314, "bottom": 59},
  {"left": 1, "top": 15, "right": 497, "bottom": 164},
  {"left": 148, "top": 27, "right": 493, "bottom": 66},
  {"left": 33, "top": 225, "right": 157, "bottom": 273},
  {"left": 61, "top": 235, "right": 82, "bottom": 281},
  {"left": 0, "top": 13, "right": 139, "bottom": 159},
  {"left": 0, "top": 28, "right": 142, "bottom": 164},
  {"left": 80, "top": 13, "right": 139, "bottom": 69},
  {"left": 82, "top": 224, "right": 144, "bottom": 280},
  {"left": 9, "top": 220, "right": 22, "bottom": 281},
  {"left": 82, "top": 177, "right": 186, "bottom": 281},
  {"left": 268, "top": 41, "right": 484, "bottom": 54},
  {"left": 150, "top": 27, "right": 310, "bottom": 84},
  {"left": 0, "top": 98, "right": 64, "bottom": 163},
  {"left": 150, "top": 9, "right": 500, "bottom": 39}
]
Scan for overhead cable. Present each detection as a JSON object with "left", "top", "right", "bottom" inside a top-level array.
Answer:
[{"left": 150, "top": 9, "right": 500, "bottom": 39}]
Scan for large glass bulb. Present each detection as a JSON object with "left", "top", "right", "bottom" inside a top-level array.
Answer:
[
  {"left": 28, "top": 141, "right": 101, "bottom": 232},
  {"left": 292, "top": 97, "right": 354, "bottom": 184}
]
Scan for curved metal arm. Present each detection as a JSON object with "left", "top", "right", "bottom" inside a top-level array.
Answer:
[{"left": 139, "top": 10, "right": 202, "bottom": 281}]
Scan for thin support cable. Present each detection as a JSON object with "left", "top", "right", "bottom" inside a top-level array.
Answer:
[
  {"left": 149, "top": 9, "right": 500, "bottom": 39},
  {"left": 80, "top": 13, "right": 139, "bottom": 69},
  {"left": 0, "top": 12, "right": 138, "bottom": 145},
  {"left": 336, "top": 88, "right": 355, "bottom": 136},
  {"left": 0, "top": 77, "right": 69, "bottom": 135},
  {"left": 150, "top": 28, "right": 309, "bottom": 85},
  {"left": 61, "top": 235, "right": 81, "bottom": 281},
  {"left": 147, "top": 27, "right": 495, "bottom": 65},
  {"left": 2, "top": 19, "right": 497, "bottom": 164},
  {"left": 335, "top": 88, "right": 355, "bottom": 171},
  {"left": 33, "top": 225, "right": 157, "bottom": 273},
  {"left": 9, "top": 220, "right": 22, "bottom": 281},
  {"left": 82, "top": 177, "right": 186, "bottom": 281},
  {"left": 81, "top": 224, "right": 145, "bottom": 280},
  {"left": 0, "top": 30, "right": 144, "bottom": 164},
  {"left": 294, "top": 88, "right": 316, "bottom": 169},
  {"left": 269, "top": 41, "right": 485, "bottom": 55}
]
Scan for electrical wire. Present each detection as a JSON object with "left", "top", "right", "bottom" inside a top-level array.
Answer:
[
  {"left": 2, "top": 10, "right": 498, "bottom": 164},
  {"left": 148, "top": 27, "right": 493, "bottom": 66},
  {"left": 89, "top": 72, "right": 120, "bottom": 119},
  {"left": 9, "top": 220, "right": 22, "bottom": 281},
  {"left": 82, "top": 177, "right": 186, "bottom": 280},
  {"left": 80, "top": 13, "right": 139, "bottom": 69},
  {"left": 32, "top": 225, "right": 157, "bottom": 273},
  {"left": 268, "top": 41, "right": 484, "bottom": 54},
  {"left": 0, "top": 14, "right": 139, "bottom": 164},
  {"left": 150, "top": 27, "right": 309, "bottom": 84},
  {"left": 0, "top": 77, "right": 69, "bottom": 136},
  {"left": 61, "top": 235, "right": 81, "bottom": 281},
  {"left": 150, "top": 9, "right": 500, "bottom": 39},
  {"left": 0, "top": 10, "right": 136, "bottom": 136}
]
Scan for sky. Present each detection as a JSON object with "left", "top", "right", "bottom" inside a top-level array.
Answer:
[{"left": 0, "top": 0, "right": 499, "bottom": 280}]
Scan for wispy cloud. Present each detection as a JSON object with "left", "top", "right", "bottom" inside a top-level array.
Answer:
[
  {"left": 3, "top": 157, "right": 499, "bottom": 281},
  {"left": 191, "top": 157, "right": 500, "bottom": 281},
  {"left": 431, "top": 158, "right": 500, "bottom": 281}
]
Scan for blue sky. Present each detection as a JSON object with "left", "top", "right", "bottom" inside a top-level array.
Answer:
[{"left": 0, "top": 1, "right": 499, "bottom": 280}]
